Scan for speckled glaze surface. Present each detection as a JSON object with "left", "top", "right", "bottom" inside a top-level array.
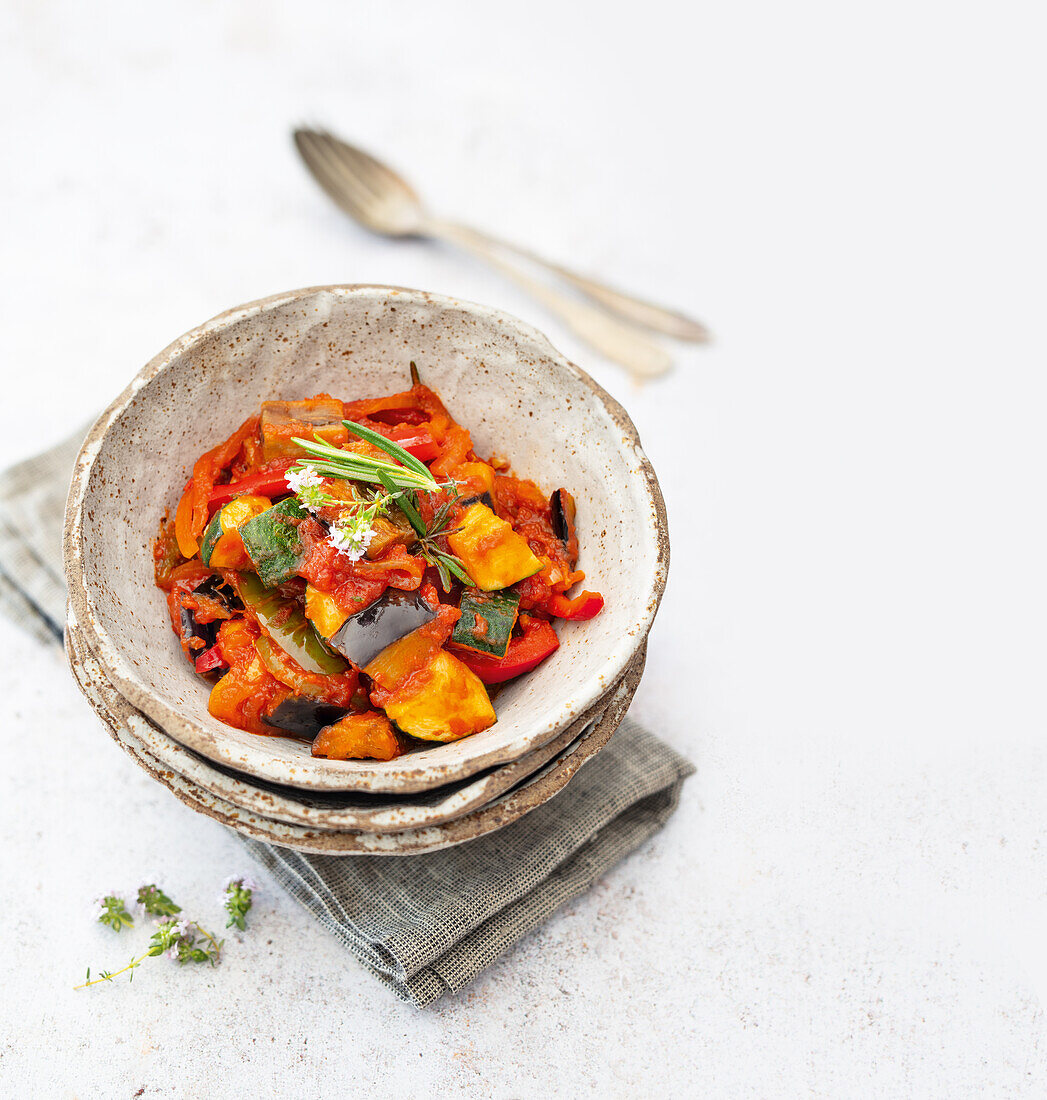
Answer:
[
  {"left": 66, "top": 609, "right": 632, "bottom": 833},
  {"left": 64, "top": 286, "right": 668, "bottom": 793},
  {"left": 66, "top": 616, "right": 644, "bottom": 855}
]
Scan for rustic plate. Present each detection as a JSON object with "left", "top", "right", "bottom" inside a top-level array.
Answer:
[
  {"left": 66, "top": 616, "right": 643, "bottom": 855},
  {"left": 65, "top": 286, "right": 668, "bottom": 792},
  {"left": 66, "top": 607, "right": 632, "bottom": 833}
]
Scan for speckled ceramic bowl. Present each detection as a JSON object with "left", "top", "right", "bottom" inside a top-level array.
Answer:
[
  {"left": 66, "top": 607, "right": 637, "bottom": 834},
  {"left": 66, "top": 612, "right": 644, "bottom": 855},
  {"left": 64, "top": 286, "right": 668, "bottom": 793}
]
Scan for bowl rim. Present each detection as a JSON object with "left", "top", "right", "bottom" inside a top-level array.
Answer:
[
  {"left": 77, "top": 636, "right": 644, "bottom": 856},
  {"left": 63, "top": 284, "right": 669, "bottom": 792},
  {"left": 65, "top": 610, "right": 630, "bottom": 833}
]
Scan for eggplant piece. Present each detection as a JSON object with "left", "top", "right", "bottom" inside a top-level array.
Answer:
[
  {"left": 193, "top": 575, "right": 243, "bottom": 612},
  {"left": 179, "top": 604, "right": 217, "bottom": 651},
  {"left": 178, "top": 575, "right": 240, "bottom": 653},
  {"left": 329, "top": 589, "right": 438, "bottom": 668},
  {"left": 263, "top": 698, "right": 349, "bottom": 739},
  {"left": 550, "top": 489, "right": 579, "bottom": 562}
]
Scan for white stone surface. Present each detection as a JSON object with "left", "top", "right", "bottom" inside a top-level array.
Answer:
[{"left": 2, "top": 1, "right": 1046, "bottom": 1095}]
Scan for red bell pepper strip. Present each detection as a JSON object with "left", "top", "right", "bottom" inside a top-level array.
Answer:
[
  {"left": 207, "top": 460, "right": 296, "bottom": 509},
  {"left": 546, "top": 590, "right": 604, "bottom": 621},
  {"left": 454, "top": 617, "right": 560, "bottom": 684},
  {"left": 194, "top": 643, "right": 228, "bottom": 674},
  {"left": 356, "top": 420, "right": 440, "bottom": 464},
  {"left": 389, "top": 425, "right": 440, "bottom": 463}
]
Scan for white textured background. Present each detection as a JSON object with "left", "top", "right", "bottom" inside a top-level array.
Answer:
[{"left": 2, "top": 1, "right": 1046, "bottom": 1096}]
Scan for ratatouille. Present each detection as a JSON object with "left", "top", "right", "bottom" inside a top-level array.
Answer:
[{"left": 153, "top": 365, "right": 603, "bottom": 762}]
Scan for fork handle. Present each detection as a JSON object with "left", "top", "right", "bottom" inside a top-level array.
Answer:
[
  {"left": 430, "top": 218, "right": 708, "bottom": 343},
  {"left": 427, "top": 220, "right": 673, "bottom": 378}
]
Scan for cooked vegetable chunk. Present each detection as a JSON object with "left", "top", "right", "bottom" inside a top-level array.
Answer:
[
  {"left": 550, "top": 488, "right": 579, "bottom": 563},
  {"left": 236, "top": 572, "right": 347, "bottom": 675},
  {"left": 262, "top": 697, "right": 349, "bottom": 739},
  {"left": 329, "top": 589, "right": 438, "bottom": 667},
  {"left": 450, "top": 588, "right": 520, "bottom": 658},
  {"left": 260, "top": 397, "right": 347, "bottom": 461},
  {"left": 454, "top": 615, "right": 560, "bottom": 684},
  {"left": 379, "top": 650, "right": 495, "bottom": 742},
  {"left": 447, "top": 502, "right": 542, "bottom": 591},
  {"left": 312, "top": 712, "right": 407, "bottom": 760},
  {"left": 200, "top": 495, "right": 271, "bottom": 568},
  {"left": 304, "top": 584, "right": 349, "bottom": 639},
  {"left": 239, "top": 497, "right": 307, "bottom": 586}
]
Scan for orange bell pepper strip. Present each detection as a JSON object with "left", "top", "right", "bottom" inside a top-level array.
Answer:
[{"left": 174, "top": 416, "right": 260, "bottom": 558}]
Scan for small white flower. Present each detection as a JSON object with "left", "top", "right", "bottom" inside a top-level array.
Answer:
[
  {"left": 286, "top": 465, "right": 323, "bottom": 493},
  {"left": 171, "top": 919, "right": 192, "bottom": 939},
  {"left": 328, "top": 519, "right": 373, "bottom": 561}
]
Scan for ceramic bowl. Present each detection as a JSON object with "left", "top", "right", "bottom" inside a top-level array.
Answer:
[
  {"left": 66, "top": 608, "right": 640, "bottom": 833},
  {"left": 66, "top": 613, "right": 644, "bottom": 855},
  {"left": 64, "top": 286, "right": 668, "bottom": 792}
]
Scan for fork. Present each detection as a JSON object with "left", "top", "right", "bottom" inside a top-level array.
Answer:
[{"left": 293, "top": 128, "right": 709, "bottom": 378}]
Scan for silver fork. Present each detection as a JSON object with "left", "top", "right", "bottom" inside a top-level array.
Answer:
[{"left": 293, "top": 128, "right": 709, "bottom": 378}]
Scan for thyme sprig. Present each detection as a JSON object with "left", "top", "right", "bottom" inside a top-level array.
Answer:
[
  {"left": 221, "top": 876, "right": 257, "bottom": 931},
  {"left": 76, "top": 918, "right": 223, "bottom": 989},
  {"left": 290, "top": 417, "right": 474, "bottom": 590},
  {"left": 94, "top": 894, "right": 134, "bottom": 933},
  {"left": 137, "top": 883, "right": 181, "bottom": 918},
  {"left": 380, "top": 474, "right": 472, "bottom": 593},
  {"left": 77, "top": 877, "right": 256, "bottom": 990}
]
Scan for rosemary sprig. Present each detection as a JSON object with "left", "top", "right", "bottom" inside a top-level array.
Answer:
[
  {"left": 291, "top": 416, "right": 473, "bottom": 589},
  {"left": 291, "top": 419, "right": 440, "bottom": 493}
]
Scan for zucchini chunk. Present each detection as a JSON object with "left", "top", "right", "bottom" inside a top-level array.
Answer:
[
  {"left": 200, "top": 495, "right": 272, "bottom": 568},
  {"left": 236, "top": 572, "right": 347, "bottom": 675},
  {"left": 447, "top": 503, "right": 542, "bottom": 591},
  {"left": 451, "top": 588, "right": 520, "bottom": 658},
  {"left": 379, "top": 650, "right": 496, "bottom": 742},
  {"left": 260, "top": 397, "right": 347, "bottom": 461},
  {"left": 312, "top": 712, "right": 407, "bottom": 760},
  {"left": 263, "top": 698, "right": 349, "bottom": 739},
  {"left": 329, "top": 589, "right": 438, "bottom": 667},
  {"left": 239, "top": 497, "right": 307, "bottom": 586}
]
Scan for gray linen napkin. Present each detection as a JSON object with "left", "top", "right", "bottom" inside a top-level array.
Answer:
[{"left": 1, "top": 430, "right": 694, "bottom": 1006}]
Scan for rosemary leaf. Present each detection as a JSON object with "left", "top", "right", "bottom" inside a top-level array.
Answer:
[{"left": 341, "top": 419, "right": 436, "bottom": 484}]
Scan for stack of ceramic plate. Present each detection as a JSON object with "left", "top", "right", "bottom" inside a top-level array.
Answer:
[{"left": 63, "top": 287, "right": 668, "bottom": 855}]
